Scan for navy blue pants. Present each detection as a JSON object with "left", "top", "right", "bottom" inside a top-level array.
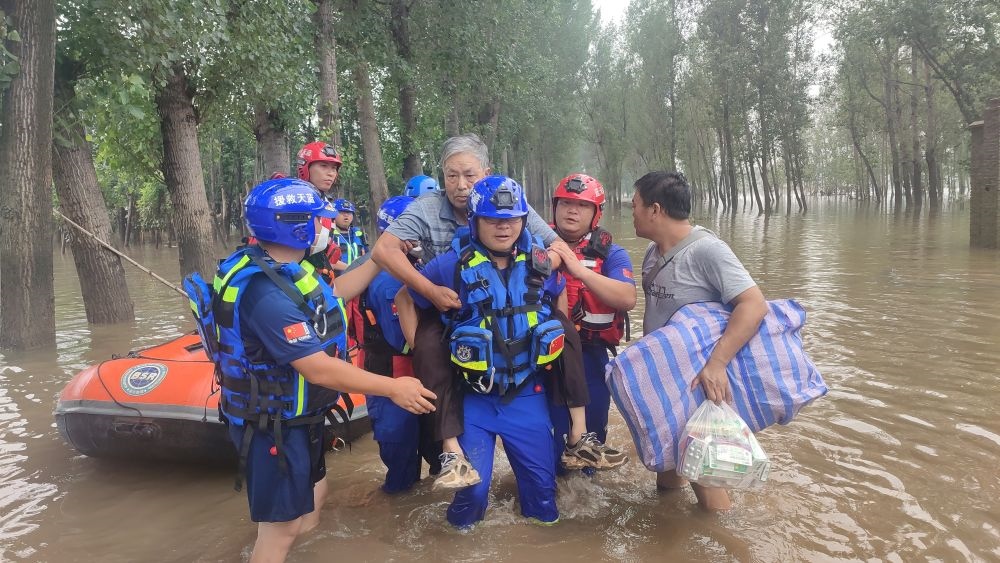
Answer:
[
  {"left": 228, "top": 422, "right": 325, "bottom": 523},
  {"left": 447, "top": 385, "right": 558, "bottom": 528},
  {"left": 550, "top": 344, "right": 612, "bottom": 474},
  {"left": 367, "top": 395, "right": 442, "bottom": 493}
]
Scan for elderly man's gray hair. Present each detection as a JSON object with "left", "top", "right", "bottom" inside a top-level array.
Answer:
[{"left": 439, "top": 133, "right": 490, "bottom": 170}]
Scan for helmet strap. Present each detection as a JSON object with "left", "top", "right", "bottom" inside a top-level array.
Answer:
[{"left": 555, "top": 225, "right": 586, "bottom": 246}]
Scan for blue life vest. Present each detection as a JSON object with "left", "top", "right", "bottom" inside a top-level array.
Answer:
[
  {"left": 184, "top": 248, "right": 349, "bottom": 427},
  {"left": 336, "top": 226, "right": 368, "bottom": 267},
  {"left": 360, "top": 271, "right": 410, "bottom": 355},
  {"left": 446, "top": 233, "right": 566, "bottom": 397}
]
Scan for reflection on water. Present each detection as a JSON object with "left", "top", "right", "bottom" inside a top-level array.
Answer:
[{"left": 2, "top": 200, "right": 999, "bottom": 561}]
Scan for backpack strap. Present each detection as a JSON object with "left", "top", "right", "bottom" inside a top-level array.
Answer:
[{"left": 642, "top": 228, "right": 713, "bottom": 296}]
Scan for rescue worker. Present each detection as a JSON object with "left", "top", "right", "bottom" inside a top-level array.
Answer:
[
  {"left": 295, "top": 141, "right": 345, "bottom": 280},
  {"left": 404, "top": 174, "right": 440, "bottom": 198},
  {"left": 331, "top": 198, "right": 368, "bottom": 274},
  {"left": 373, "top": 133, "right": 620, "bottom": 490},
  {"left": 548, "top": 174, "right": 635, "bottom": 472},
  {"left": 296, "top": 141, "right": 342, "bottom": 193},
  {"left": 396, "top": 176, "right": 563, "bottom": 527},
  {"left": 360, "top": 195, "right": 442, "bottom": 493},
  {"left": 184, "top": 178, "right": 435, "bottom": 562}
]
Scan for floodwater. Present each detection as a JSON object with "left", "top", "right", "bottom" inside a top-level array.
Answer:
[{"left": 2, "top": 199, "right": 999, "bottom": 562}]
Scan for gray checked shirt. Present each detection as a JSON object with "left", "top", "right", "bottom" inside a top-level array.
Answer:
[{"left": 385, "top": 191, "right": 557, "bottom": 261}]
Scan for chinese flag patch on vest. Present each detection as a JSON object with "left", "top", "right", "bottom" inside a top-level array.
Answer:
[
  {"left": 548, "top": 333, "right": 565, "bottom": 356},
  {"left": 283, "top": 321, "right": 310, "bottom": 343}
]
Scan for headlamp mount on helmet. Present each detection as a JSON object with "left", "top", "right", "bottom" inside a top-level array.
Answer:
[
  {"left": 564, "top": 177, "right": 586, "bottom": 194},
  {"left": 321, "top": 145, "right": 339, "bottom": 158},
  {"left": 491, "top": 187, "right": 517, "bottom": 210}
]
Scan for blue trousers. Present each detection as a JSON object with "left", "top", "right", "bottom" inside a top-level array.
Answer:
[
  {"left": 447, "top": 386, "right": 558, "bottom": 527},
  {"left": 367, "top": 395, "right": 421, "bottom": 493},
  {"left": 550, "top": 345, "right": 612, "bottom": 474}
]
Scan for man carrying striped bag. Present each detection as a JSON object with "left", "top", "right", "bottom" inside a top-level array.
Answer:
[{"left": 630, "top": 171, "right": 768, "bottom": 511}]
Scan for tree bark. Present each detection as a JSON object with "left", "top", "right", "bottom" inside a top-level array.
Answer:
[
  {"left": 390, "top": 0, "right": 422, "bottom": 178},
  {"left": 154, "top": 66, "right": 218, "bottom": 278},
  {"left": 0, "top": 0, "right": 57, "bottom": 350},
  {"left": 253, "top": 105, "right": 289, "bottom": 180},
  {"left": 445, "top": 80, "right": 460, "bottom": 137},
  {"left": 924, "top": 58, "right": 941, "bottom": 208},
  {"left": 53, "top": 70, "right": 134, "bottom": 324},
  {"left": 909, "top": 47, "right": 923, "bottom": 207},
  {"left": 882, "top": 59, "right": 903, "bottom": 207},
  {"left": 352, "top": 59, "right": 389, "bottom": 217},
  {"left": 55, "top": 160, "right": 133, "bottom": 318},
  {"left": 722, "top": 103, "right": 738, "bottom": 212},
  {"left": 478, "top": 98, "right": 502, "bottom": 152},
  {"left": 314, "top": 0, "right": 340, "bottom": 143}
]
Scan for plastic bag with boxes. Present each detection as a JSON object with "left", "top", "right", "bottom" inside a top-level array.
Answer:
[{"left": 677, "top": 401, "right": 770, "bottom": 489}]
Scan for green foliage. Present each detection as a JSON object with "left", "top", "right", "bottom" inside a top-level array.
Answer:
[
  {"left": 49, "top": 0, "right": 1000, "bottom": 235},
  {"left": 0, "top": 9, "right": 22, "bottom": 96}
]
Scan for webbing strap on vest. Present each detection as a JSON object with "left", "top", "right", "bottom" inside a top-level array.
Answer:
[
  {"left": 232, "top": 410, "right": 327, "bottom": 491},
  {"left": 248, "top": 254, "right": 319, "bottom": 322}
]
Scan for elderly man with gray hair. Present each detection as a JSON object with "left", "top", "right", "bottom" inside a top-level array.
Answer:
[{"left": 372, "top": 133, "right": 625, "bottom": 492}]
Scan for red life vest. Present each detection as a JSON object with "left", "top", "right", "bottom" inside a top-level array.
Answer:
[{"left": 561, "top": 226, "right": 628, "bottom": 349}]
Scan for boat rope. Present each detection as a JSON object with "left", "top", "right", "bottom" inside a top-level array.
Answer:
[{"left": 54, "top": 209, "right": 187, "bottom": 298}]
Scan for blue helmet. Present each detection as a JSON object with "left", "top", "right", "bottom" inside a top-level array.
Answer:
[
  {"left": 244, "top": 178, "right": 334, "bottom": 249},
  {"left": 333, "top": 198, "right": 356, "bottom": 214},
  {"left": 404, "top": 175, "right": 439, "bottom": 198},
  {"left": 377, "top": 195, "right": 414, "bottom": 233},
  {"left": 468, "top": 175, "right": 529, "bottom": 242}
]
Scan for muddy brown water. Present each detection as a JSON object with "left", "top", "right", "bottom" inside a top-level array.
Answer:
[{"left": 2, "top": 200, "right": 999, "bottom": 562}]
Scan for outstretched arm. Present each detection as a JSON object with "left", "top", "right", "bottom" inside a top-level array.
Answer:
[
  {"left": 292, "top": 352, "right": 436, "bottom": 415},
  {"left": 372, "top": 232, "right": 461, "bottom": 311},
  {"left": 331, "top": 256, "right": 379, "bottom": 301}
]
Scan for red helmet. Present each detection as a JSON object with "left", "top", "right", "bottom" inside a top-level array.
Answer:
[
  {"left": 296, "top": 141, "right": 342, "bottom": 181},
  {"left": 553, "top": 174, "right": 605, "bottom": 230}
]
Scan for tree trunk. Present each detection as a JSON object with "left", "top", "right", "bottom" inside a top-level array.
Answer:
[
  {"left": 924, "top": 58, "right": 941, "bottom": 208},
  {"left": 478, "top": 98, "right": 502, "bottom": 152},
  {"left": 0, "top": 0, "right": 57, "bottom": 350},
  {"left": 722, "top": 104, "right": 738, "bottom": 212},
  {"left": 847, "top": 108, "right": 882, "bottom": 203},
  {"left": 445, "top": 81, "right": 460, "bottom": 137},
  {"left": 253, "top": 105, "right": 289, "bottom": 180},
  {"left": 115, "top": 206, "right": 126, "bottom": 245},
  {"left": 353, "top": 59, "right": 389, "bottom": 216},
  {"left": 154, "top": 66, "right": 218, "bottom": 278},
  {"left": 892, "top": 57, "right": 912, "bottom": 205},
  {"left": 314, "top": 0, "right": 340, "bottom": 143},
  {"left": 124, "top": 193, "right": 137, "bottom": 247},
  {"left": 390, "top": 0, "right": 422, "bottom": 178},
  {"left": 53, "top": 107, "right": 135, "bottom": 323},
  {"left": 747, "top": 155, "right": 763, "bottom": 213},
  {"left": 909, "top": 47, "right": 923, "bottom": 207},
  {"left": 881, "top": 45, "right": 903, "bottom": 207}
]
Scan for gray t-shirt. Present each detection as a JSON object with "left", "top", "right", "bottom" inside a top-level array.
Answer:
[
  {"left": 641, "top": 226, "right": 756, "bottom": 335},
  {"left": 385, "top": 191, "right": 557, "bottom": 261}
]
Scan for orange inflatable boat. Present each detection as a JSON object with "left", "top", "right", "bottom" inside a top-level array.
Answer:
[{"left": 55, "top": 333, "right": 369, "bottom": 465}]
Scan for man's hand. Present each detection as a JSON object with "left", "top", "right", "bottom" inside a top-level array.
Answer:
[
  {"left": 550, "top": 243, "right": 587, "bottom": 279},
  {"left": 389, "top": 376, "right": 437, "bottom": 414},
  {"left": 546, "top": 239, "right": 571, "bottom": 270},
  {"left": 691, "top": 357, "right": 732, "bottom": 405},
  {"left": 427, "top": 284, "right": 461, "bottom": 311}
]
